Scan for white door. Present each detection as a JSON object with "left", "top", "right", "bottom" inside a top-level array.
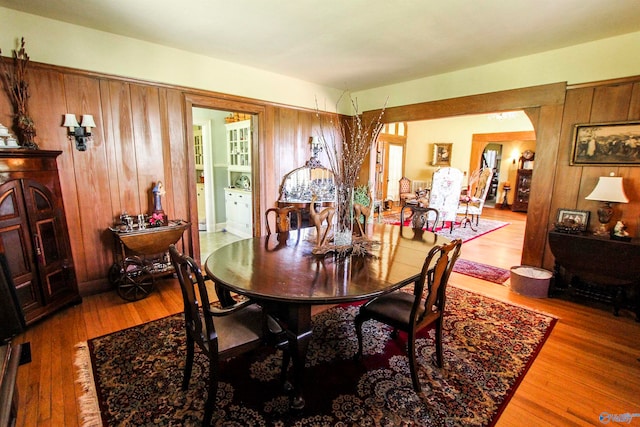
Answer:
[{"left": 386, "top": 144, "right": 404, "bottom": 201}]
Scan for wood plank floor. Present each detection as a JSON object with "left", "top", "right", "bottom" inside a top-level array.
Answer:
[{"left": 11, "top": 207, "right": 640, "bottom": 426}]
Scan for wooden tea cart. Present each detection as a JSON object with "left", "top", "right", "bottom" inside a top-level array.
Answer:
[{"left": 108, "top": 220, "right": 190, "bottom": 301}]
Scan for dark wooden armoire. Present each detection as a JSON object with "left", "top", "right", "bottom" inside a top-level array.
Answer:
[{"left": 0, "top": 149, "right": 80, "bottom": 325}]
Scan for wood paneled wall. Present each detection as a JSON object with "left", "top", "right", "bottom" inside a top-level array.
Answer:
[
  {"left": 544, "top": 79, "right": 640, "bottom": 269},
  {"left": 0, "top": 61, "right": 324, "bottom": 295},
  {"left": 1, "top": 58, "right": 638, "bottom": 295},
  {"left": 366, "top": 78, "right": 640, "bottom": 270}
]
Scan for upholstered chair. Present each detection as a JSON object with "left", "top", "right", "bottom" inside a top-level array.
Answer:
[
  {"left": 421, "top": 167, "right": 464, "bottom": 232},
  {"left": 399, "top": 176, "right": 417, "bottom": 206},
  {"left": 457, "top": 168, "right": 493, "bottom": 225}
]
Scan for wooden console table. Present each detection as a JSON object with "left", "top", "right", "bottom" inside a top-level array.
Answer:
[{"left": 548, "top": 230, "right": 640, "bottom": 320}]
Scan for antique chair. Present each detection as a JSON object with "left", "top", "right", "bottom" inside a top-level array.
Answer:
[
  {"left": 399, "top": 176, "right": 417, "bottom": 206},
  {"left": 169, "top": 245, "right": 289, "bottom": 426},
  {"left": 457, "top": 168, "right": 493, "bottom": 226},
  {"left": 414, "top": 167, "right": 464, "bottom": 232},
  {"left": 354, "top": 238, "right": 462, "bottom": 393},
  {"left": 265, "top": 205, "right": 302, "bottom": 235}
]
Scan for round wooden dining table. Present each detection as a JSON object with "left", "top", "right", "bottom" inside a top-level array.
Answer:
[{"left": 205, "top": 223, "right": 450, "bottom": 409}]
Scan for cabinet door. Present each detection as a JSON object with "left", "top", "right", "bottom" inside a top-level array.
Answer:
[
  {"left": 21, "top": 179, "right": 77, "bottom": 304},
  {"left": 0, "top": 180, "right": 41, "bottom": 313},
  {"left": 512, "top": 170, "right": 532, "bottom": 212}
]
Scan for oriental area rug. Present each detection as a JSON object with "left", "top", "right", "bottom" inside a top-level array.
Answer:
[
  {"left": 452, "top": 259, "right": 512, "bottom": 285},
  {"left": 75, "top": 286, "right": 556, "bottom": 426},
  {"left": 382, "top": 213, "right": 508, "bottom": 243}
]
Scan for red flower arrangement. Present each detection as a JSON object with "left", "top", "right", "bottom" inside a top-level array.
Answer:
[{"left": 149, "top": 213, "right": 165, "bottom": 227}]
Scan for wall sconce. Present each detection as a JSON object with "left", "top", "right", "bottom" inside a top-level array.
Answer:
[{"left": 63, "top": 114, "right": 96, "bottom": 151}]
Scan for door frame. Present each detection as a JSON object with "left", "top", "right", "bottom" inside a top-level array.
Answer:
[
  {"left": 365, "top": 82, "right": 566, "bottom": 267},
  {"left": 184, "top": 94, "right": 266, "bottom": 264},
  {"left": 384, "top": 141, "right": 406, "bottom": 202}
]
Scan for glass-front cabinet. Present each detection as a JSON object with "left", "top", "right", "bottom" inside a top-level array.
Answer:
[
  {"left": 224, "top": 119, "right": 253, "bottom": 238},
  {"left": 226, "top": 119, "right": 251, "bottom": 172}
]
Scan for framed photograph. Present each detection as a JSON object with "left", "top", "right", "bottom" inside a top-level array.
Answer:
[
  {"left": 432, "top": 143, "right": 452, "bottom": 166},
  {"left": 570, "top": 121, "right": 640, "bottom": 165},
  {"left": 555, "top": 208, "right": 590, "bottom": 232}
]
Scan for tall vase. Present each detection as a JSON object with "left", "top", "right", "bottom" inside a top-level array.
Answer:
[
  {"left": 17, "top": 114, "right": 38, "bottom": 149},
  {"left": 334, "top": 183, "right": 354, "bottom": 247}
]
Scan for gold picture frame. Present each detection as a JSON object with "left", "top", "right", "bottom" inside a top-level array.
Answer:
[{"left": 432, "top": 143, "right": 452, "bottom": 166}]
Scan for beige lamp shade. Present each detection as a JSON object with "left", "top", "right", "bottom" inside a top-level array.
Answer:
[
  {"left": 80, "top": 114, "right": 96, "bottom": 129},
  {"left": 63, "top": 114, "right": 79, "bottom": 129},
  {"left": 585, "top": 176, "right": 629, "bottom": 203}
]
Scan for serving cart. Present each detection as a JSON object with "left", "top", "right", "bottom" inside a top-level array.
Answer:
[{"left": 108, "top": 220, "right": 190, "bottom": 301}]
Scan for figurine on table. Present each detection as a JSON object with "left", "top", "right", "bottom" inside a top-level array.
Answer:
[
  {"left": 151, "top": 181, "right": 167, "bottom": 226},
  {"left": 611, "top": 220, "right": 631, "bottom": 241}
]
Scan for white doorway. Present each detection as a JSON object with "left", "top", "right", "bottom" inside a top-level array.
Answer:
[
  {"left": 193, "top": 120, "right": 216, "bottom": 231},
  {"left": 386, "top": 143, "right": 404, "bottom": 202}
]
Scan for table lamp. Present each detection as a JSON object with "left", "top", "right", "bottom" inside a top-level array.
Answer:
[{"left": 585, "top": 175, "right": 629, "bottom": 236}]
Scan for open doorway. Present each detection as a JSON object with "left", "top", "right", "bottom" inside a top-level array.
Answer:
[
  {"left": 480, "top": 144, "right": 502, "bottom": 207},
  {"left": 386, "top": 144, "right": 404, "bottom": 202},
  {"left": 469, "top": 130, "right": 536, "bottom": 210},
  {"left": 191, "top": 107, "right": 256, "bottom": 260},
  {"left": 373, "top": 123, "right": 407, "bottom": 204}
]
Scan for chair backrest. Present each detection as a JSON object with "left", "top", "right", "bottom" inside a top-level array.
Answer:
[
  {"left": 265, "top": 206, "right": 302, "bottom": 235},
  {"left": 470, "top": 168, "right": 493, "bottom": 209},
  {"left": 169, "top": 245, "right": 216, "bottom": 352},
  {"left": 428, "top": 167, "right": 464, "bottom": 222},
  {"left": 412, "top": 239, "right": 462, "bottom": 325},
  {"left": 399, "top": 176, "right": 412, "bottom": 194}
]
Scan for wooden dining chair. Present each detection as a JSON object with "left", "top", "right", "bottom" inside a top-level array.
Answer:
[
  {"left": 265, "top": 205, "right": 303, "bottom": 235},
  {"left": 354, "top": 238, "right": 462, "bottom": 393},
  {"left": 169, "top": 245, "right": 289, "bottom": 426}
]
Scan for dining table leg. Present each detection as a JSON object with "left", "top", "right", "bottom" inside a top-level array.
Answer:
[{"left": 283, "top": 304, "right": 312, "bottom": 410}]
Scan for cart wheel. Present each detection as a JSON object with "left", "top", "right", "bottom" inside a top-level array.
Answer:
[
  {"left": 108, "top": 263, "right": 124, "bottom": 287},
  {"left": 117, "top": 258, "right": 154, "bottom": 301}
]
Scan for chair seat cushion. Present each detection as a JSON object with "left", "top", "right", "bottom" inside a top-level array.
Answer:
[
  {"left": 212, "top": 304, "right": 264, "bottom": 352},
  {"left": 362, "top": 291, "right": 424, "bottom": 326}
]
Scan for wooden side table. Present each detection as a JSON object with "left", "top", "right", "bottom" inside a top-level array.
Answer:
[
  {"left": 548, "top": 230, "right": 640, "bottom": 320},
  {"left": 500, "top": 184, "right": 511, "bottom": 210}
]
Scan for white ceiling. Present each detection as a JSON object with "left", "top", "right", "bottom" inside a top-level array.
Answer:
[{"left": 2, "top": 0, "right": 640, "bottom": 91}]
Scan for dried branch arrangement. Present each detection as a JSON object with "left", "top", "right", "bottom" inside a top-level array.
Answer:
[
  {"left": 316, "top": 94, "right": 386, "bottom": 187},
  {"left": 0, "top": 37, "right": 38, "bottom": 149}
]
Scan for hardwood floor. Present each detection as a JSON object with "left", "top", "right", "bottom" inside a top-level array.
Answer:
[{"left": 11, "top": 207, "right": 640, "bottom": 426}]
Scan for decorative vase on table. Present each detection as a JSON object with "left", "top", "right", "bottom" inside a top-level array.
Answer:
[
  {"left": 315, "top": 93, "right": 386, "bottom": 254},
  {"left": 17, "top": 114, "right": 38, "bottom": 149},
  {"left": 334, "top": 183, "right": 354, "bottom": 247}
]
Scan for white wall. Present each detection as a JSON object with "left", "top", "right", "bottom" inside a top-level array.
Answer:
[
  {"left": 354, "top": 31, "right": 640, "bottom": 110},
  {"left": 1, "top": 7, "right": 639, "bottom": 113},
  {"left": 405, "top": 112, "right": 534, "bottom": 184},
  {"left": 0, "top": 7, "right": 345, "bottom": 112}
]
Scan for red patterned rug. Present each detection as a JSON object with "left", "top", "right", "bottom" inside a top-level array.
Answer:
[
  {"left": 453, "top": 259, "right": 511, "bottom": 284},
  {"left": 75, "top": 286, "right": 555, "bottom": 426},
  {"left": 381, "top": 212, "right": 509, "bottom": 243}
]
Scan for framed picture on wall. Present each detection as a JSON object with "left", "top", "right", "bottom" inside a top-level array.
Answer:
[
  {"left": 432, "top": 143, "right": 452, "bottom": 166},
  {"left": 570, "top": 121, "right": 640, "bottom": 165}
]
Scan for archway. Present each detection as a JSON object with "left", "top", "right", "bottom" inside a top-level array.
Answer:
[{"left": 365, "top": 83, "right": 566, "bottom": 267}]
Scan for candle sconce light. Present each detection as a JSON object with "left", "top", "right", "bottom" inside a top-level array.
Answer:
[{"left": 63, "top": 114, "right": 96, "bottom": 151}]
